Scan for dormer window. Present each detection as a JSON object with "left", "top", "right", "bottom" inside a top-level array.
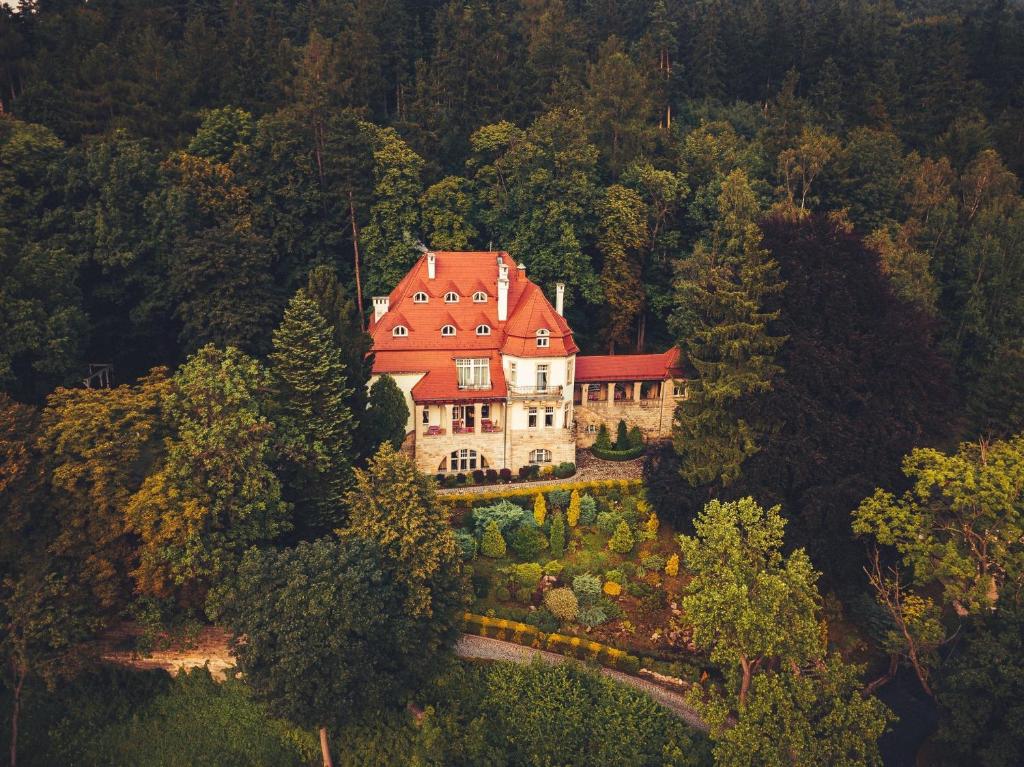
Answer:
[
  {"left": 441, "top": 324, "right": 456, "bottom": 336},
  {"left": 476, "top": 324, "right": 491, "bottom": 336},
  {"left": 444, "top": 292, "right": 459, "bottom": 303},
  {"left": 392, "top": 325, "right": 408, "bottom": 337},
  {"left": 473, "top": 291, "right": 487, "bottom": 303},
  {"left": 536, "top": 328, "right": 550, "bottom": 348},
  {"left": 413, "top": 292, "right": 428, "bottom": 303}
]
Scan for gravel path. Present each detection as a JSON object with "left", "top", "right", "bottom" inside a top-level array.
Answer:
[
  {"left": 455, "top": 634, "right": 707, "bottom": 731},
  {"left": 436, "top": 448, "right": 645, "bottom": 496}
]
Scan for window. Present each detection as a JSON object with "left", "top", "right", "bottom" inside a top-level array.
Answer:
[
  {"left": 544, "top": 406, "right": 554, "bottom": 427},
  {"left": 392, "top": 325, "right": 408, "bottom": 337},
  {"left": 536, "top": 364, "right": 549, "bottom": 390},
  {"left": 673, "top": 380, "right": 686, "bottom": 397},
  {"left": 536, "top": 328, "right": 550, "bottom": 348},
  {"left": 413, "top": 292, "right": 428, "bottom": 303},
  {"left": 509, "top": 361, "right": 517, "bottom": 385},
  {"left": 444, "top": 291, "right": 459, "bottom": 303},
  {"left": 422, "top": 407, "right": 430, "bottom": 425},
  {"left": 473, "top": 291, "right": 487, "bottom": 303},
  {"left": 528, "top": 407, "right": 538, "bottom": 428},
  {"left": 529, "top": 449, "right": 552, "bottom": 464},
  {"left": 563, "top": 404, "right": 570, "bottom": 429},
  {"left": 476, "top": 324, "right": 491, "bottom": 336},
  {"left": 567, "top": 359, "right": 574, "bottom": 386},
  {"left": 586, "top": 423, "right": 597, "bottom": 434},
  {"left": 456, "top": 358, "right": 490, "bottom": 389},
  {"left": 450, "top": 448, "right": 484, "bottom": 471},
  {"left": 441, "top": 324, "right": 456, "bottom": 336},
  {"left": 481, "top": 404, "right": 490, "bottom": 418}
]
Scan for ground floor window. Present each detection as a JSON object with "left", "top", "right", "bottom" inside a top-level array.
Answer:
[
  {"left": 529, "top": 448, "right": 552, "bottom": 464},
  {"left": 445, "top": 448, "right": 487, "bottom": 472}
]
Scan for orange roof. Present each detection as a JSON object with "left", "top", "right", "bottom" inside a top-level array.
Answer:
[
  {"left": 575, "top": 348, "right": 683, "bottom": 382},
  {"left": 372, "top": 351, "right": 508, "bottom": 403}
]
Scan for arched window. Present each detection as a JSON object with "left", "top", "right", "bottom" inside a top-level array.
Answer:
[
  {"left": 413, "top": 292, "right": 428, "bottom": 303},
  {"left": 444, "top": 291, "right": 459, "bottom": 303},
  {"left": 449, "top": 448, "right": 486, "bottom": 471},
  {"left": 536, "top": 328, "right": 550, "bottom": 348},
  {"left": 529, "top": 448, "right": 552, "bottom": 464},
  {"left": 392, "top": 325, "right": 408, "bottom": 337},
  {"left": 441, "top": 324, "right": 456, "bottom": 336},
  {"left": 476, "top": 324, "right": 490, "bottom": 336},
  {"left": 472, "top": 291, "right": 487, "bottom": 303}
]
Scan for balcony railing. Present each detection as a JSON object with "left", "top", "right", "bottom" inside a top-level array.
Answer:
[{"left": 508, "top": 384, "right": 563, "bottom": 399}]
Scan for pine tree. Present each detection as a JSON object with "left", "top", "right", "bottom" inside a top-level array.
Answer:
[
  {"left": 533, "top": 493, "right": 547, "bottom": 526},
  {"left": 567, "top": 489, "right": 581, "bottom": 528},
  {"left": 608, "top": 520, "right": 634, "bottom": 554},
  {"left": 672, "top": 169, "right": 786, "bottom": 486},
  {"left": 481, "top": 520, "right": 507, "bottom": 558},
  {"left": 271, "top": 289, "right": 355, "bottom": 531},
  {"left": 549, "top": 511, "right": 566, "bottom": 558}
]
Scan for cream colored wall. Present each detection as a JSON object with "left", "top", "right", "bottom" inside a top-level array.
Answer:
[{"left": 368, "top": 371, "right": 425, "bottom": 435}]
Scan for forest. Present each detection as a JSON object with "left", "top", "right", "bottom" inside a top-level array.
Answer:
[{"left": 1, "top": 0, "right": 1024, "bottom": 765}]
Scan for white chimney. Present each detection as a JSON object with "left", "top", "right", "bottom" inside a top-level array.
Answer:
[
  {"left": 372, "top": 296, "right": 389, "bottom": 322},
  {"left": 517, "top": 262, "right": 526, "bottom": 274},
  {"left": 427, "top": 251, "right": 436, "bottom": 279},
  {"left": 555, "top": 282, "right": 565, "bottom": 316},
  {"left": 497, "top": 261, "right": 509, "bottom": 322}
]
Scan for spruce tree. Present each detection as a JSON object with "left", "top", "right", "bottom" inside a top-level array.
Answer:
[
  {"left": 362, "top": 374, "right": 409, "bottom": 452},
  {"left": 271, "top": 289, "right": 355, "bottom": 531},
  {"left": 608, "top": 520, "right": 634, "bottom": 554},
  {"left": 549, "top": 511, "right": 566, "bottom": 558},
  {"left": 672, "top": 169, "right": 786, "bottom": 486},
  {"left": 481, "top": 520, "right": 507, "bottom": 558}
]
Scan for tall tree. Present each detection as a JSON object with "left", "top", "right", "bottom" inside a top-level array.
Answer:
[
  {"left": 362, "top": 374, "right": 409, "bottom": 454},
  {"left": 271, "top": 290, "right": 355, "bottom": 532},
  {"left": 597, "top": 184, "right": 648, "bottom": 352},
  {"left": 672, "top": 169, "right": 785, "bottom": 487}
]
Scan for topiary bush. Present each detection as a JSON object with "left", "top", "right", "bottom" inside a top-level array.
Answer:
[
  {"left": 567, "top": 489, "right": 581, "bottom": 527},
  {"left": 512, "top": 562, "right": 543, "bottom": 591},
  {"left": 509, "top": 524, "right": 548, "bottom": 560},
  {"left": 627, "top": 424, "right": 644, "bottom": 449},
  {"left": 472, "top": 469, "right": 485, "bottom": 484},
  {"left": 572, "top": 574, "right": 602, "bottom": 606},
  {"left": 641, "top": 554, "right": 666, "bottom": 572},
  {"left": 552, "top": 461, "right": 576, "bottom": 479},
  {"left": 533, "top": 493, "right": 547, "bottom": 526},
  {"left": 595, "top": 423, "right": 612, "bottom": 450},
  {"left": 665, "top": 553, "right": 679, "bottom": 577},
  {"left": 597, "top": 511, "right": 623, "bottom": 536},
  {"left": 485, "top": 468, "right": 498, "bottom": 483},
  {"left": 615, "top": 419, "right": 630, "bottom": 450},
  {"left": 456, "top": 472, "right": 467, "bottom": 484},
  {"left": 499, "top": 468, "right": 513, "bottom": 482},
  {"left": 543, "top": 587, "right": 579, "bottom": 623},
  {"left": 608, "top": 520, "right": 635, "bottom": 554},
  {"left": 481, "top": 520, "right": 507, "bottom": 558},
  {"left": 578, "top": 494, "right": 598, "bottom": 525},
  {"left": 578, "top": 605, "right": 608, "bottom": 628},
  {"left": 455, "top": 529, "right": 478, "bottom": 561},
  {"left": 548, "top": 511, "right": 566, "bottom": 558},
  {"left": 472, "top": 500, "right": 532, "bottom": 537}
]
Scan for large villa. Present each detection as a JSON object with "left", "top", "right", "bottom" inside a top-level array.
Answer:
[{"left": 368, "top": 251, "right": 686, "bottom": 475}]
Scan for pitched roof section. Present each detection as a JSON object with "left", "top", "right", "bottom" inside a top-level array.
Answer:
[
  {"left": 372, "top": 351, "right": 508, "bottom": 403},
  {"left": 575, "top": 348, "right": 684, "bottom": 382}
]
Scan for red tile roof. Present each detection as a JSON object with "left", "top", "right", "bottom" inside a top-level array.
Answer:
[
  {"left": 575, "top": 348, "right": 683, "bottom": 383},
  {"left": 369, "top": 252, "right": 578, "bottom": 402}
]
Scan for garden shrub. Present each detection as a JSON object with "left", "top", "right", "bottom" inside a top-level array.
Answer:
[
  {"left": 533, "top": 493, "right": 547, "bottom": 525},
  {"left": 472, "top": 500, "right": 531, "bottom": 536},
  {"left": 620, "top": 562, "right": 638, "bottom": 578},
  {"left": 641, "top": 554, "right": 666, "bottom": 572},
  {"left": 434, "top": 473, "right": 446, "bottom": 485},
  {"left": 543, "top": 587, "right": 579, "bottom": 622},
  {"left": 604, "top": 569, "right": 624, "bottom": 585},
  {"left": 481, "top": 521, "right": 507, "bottom": 558},
  {"left": 512, "top": 562, "right": 542, "bottom": 591},
  {"left": 665, "top": 553, "right": 679, "bottom": 577},
  {"left": 628, "top": 424, "right": 644, "bottom": 448},
  {"left": 471, "top": 574, "right": 490, "bottom": 598},
  {"left": 578, "top": 494, "right": 597, "bottom": 525},
  {"left": 495, "top": 585, "right": 511, "bottom": 602},
  {"left": 574, "top": 548, "right": 611, "bottom": 574},
  {"left": 620, "top": 654, "right": 642, "bottom": 673},
  {"left": 509, "top": 524, "right": 547, "bottom": 560},
  {"left": 566, "top": 489, "right": 581, "bottom": 527},
  {"left": 455, "top": 529, "right": 478, "bottom": 561},
  {"left": 472, "top": 469, "right": 485, "bottom": 484},
  {"left": 499, "top": 468, "right": 513, "bottom": 482},
  {"left": 603, "top": 581, "right": 622, "bottom": 597},
  {"left": 608, "top": 520, "right": 635, "bottom": 554},
  {"left": 594, "top": 423, "right": 612, "bottom": 450},
  {"left": 547, "top": 489, "right": 571, "bottom": 509},
  {"left": 485, "top": 468, "right": 498, "bottom": 483},
  {"left": 578, "top": 605, "right": 608, "bottom": 628},
  {"left": 552, "top": 461, "right": 576, "bottom": 479},
  {"left": 532, "top": 609, "right": 561, "bottom": 633},
  {"left": 548, "top": 511, "right": 566, "bottom": 558},
  {"left": 456, "top": 472, "right": 467, "bottom": 484},
  {"left": 597, "top": 511, "right": 623, "bottom": 536},
  {"left": 615, "top": 419, "right": 630, "bottom": 450},
  {"left": 513, "top": 587, "right": 533, "bottom": 603},
  {"left": 641, "top": 512, "right": 659, "bottom": 541},
  {"left": 542, "top": 559, "right": 564, "bottom": 576},
  {"left": 572, "top": 574, "right": 602, "bottom": 606}
]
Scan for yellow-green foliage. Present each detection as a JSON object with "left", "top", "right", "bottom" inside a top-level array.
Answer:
[
  {"left": 608, "top": 520, "right": 635, "bottom": 554},
  {"left": 643, "top": 512, "right": 659, "bottom": 540},
  {"left": 533, "top": 493, "right": 547, "bottom": 526},
  {"left": 567, "top": 489, "right": 581, "bottom": 527},
  {"left": 665, "top": 553, "right": 679, "bottom": 577},
  {"left": 603, "top": 581, "right": 622, "bottom": 597},
  {"left": 439, "top": 479, "right": 643, "bottom": 511}
]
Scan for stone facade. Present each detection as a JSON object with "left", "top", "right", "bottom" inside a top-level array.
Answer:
[{"left": 573, "top": 379, "right": 685, "bottom": 447}]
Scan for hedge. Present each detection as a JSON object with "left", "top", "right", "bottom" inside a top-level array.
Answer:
[
  {"left": 590, "top": 443, "right": 645, "bottom": 461},
  {"left": 441, "top": 478, "right": 644, "bottom": 510},
  {"left": 461, "top": 612, "right": 641, "bottom": 673}
]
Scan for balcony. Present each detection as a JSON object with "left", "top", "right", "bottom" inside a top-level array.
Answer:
[{"left": 508, "top": 384, "right": 563, "bottom": 400}]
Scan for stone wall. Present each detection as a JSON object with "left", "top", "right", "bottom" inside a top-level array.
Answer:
[
  {"left": 574, "top": 382, "right": 681, "bottom": 447},
  {"left": 507, "top": 427, "right": 576, "bottom": 469}
]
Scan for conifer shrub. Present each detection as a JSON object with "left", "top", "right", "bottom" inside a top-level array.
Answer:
[
  {"left": 455, "top": 529, "right": 478, "bottom": 561},
  {"left": 533, "top": 493, "right": 547, "bottom": 526},
  {"left": 472, "top": 500, "right": 531, "bottom": 536},
  {"left": 567, "top": 489, "right": 581, "bottom": 527},
  {"left": 512, "top": 562, "right": 542, "bottom": 591},
  {"left": 578, "top": 605, "right": 608, "bottom": 628},
  {"left": 603, "top": 569, "right": 624, "bottom": 584},
  {"left": 552, "top": 461, "right": 576, "bottom": 479},
  {"left": 594, "top": 423, "right": 612, "bottom": 450},
  {"left": 547, "top": 489, "right": 571, "bottom": 509},
  {"left": 664, "top": 553, "right": 679, "bottom": 577},
  {"left": 481, "top": 521, "right": 507, "bottom": 558},
  {"left": 641, "top": 509, "right": 659, "bottom": 541},
  {"left": 615, "top": 419, "right": 630, "bottom": 450},
  {"left": 578, "top": 494, "right": 598, "bottom": 525},
  {"left": 641, "top": 554, "right": 666, "bottom": 572},
  {"left": 608, "top": 520, "right": 635, "bottom": 554},
  {"left": 549, "top": 511, "right": 566, "bottom": 558},
  {"left": 597, "top": 511, "right": 623, "bottom": 536},
  {"left": 627, "top": 424, "right": 644, "bottom": 448},
  {"left": 603, "top": 581, "right": 622, "bottom": 597},
  {"left": 572, "top": 574, "right": 602, "bottom": 606},
  {"left": 543, "top": 559, "right": 564, "bottom": 576},
  {"left": 543, "top": 587, "right": 579, "bottom": 622},
  {"left": 509, "top": 524, "right": 547, "bottom": 560}
]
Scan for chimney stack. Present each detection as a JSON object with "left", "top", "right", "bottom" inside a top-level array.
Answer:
[
  {"left": 372, "top": 296, "right": 389, "bottom": 322},
  {"left": 426, "top": 251, "right": 436, "bottom": 279},
  {"left": 497, "top": 260, "right": 509, "bottom": 321},
  {"left": 517, "top": 262, "right": 526, "bottom": 274},
  {"left": 555, "top": 283, "right": 565, "bottom": 316}
]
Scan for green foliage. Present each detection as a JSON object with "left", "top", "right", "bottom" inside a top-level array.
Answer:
[
  {"left": 594, "top": 423, "right": 612, "bottom": 450},
  {"left": 608, "top": 520, "right": 635, "bottom": 554},
  {"left": 362, "top": 374, "right": 410, "bottom": 453},
  {"left": 549, "top": 511, "right": 566, "bottom": 558},
  {"left": 471, "top": 499, "right": 533, "bottom": 537},
  {"left": 572, "top": 574, "right": 602, "bottom": 606},
  {"left": 543, "top": 587, "right": 579, "bottom": 623},
  {"left": 578, "top": 494, "right": 598, "bottom": 525},
  {"left": 533, "top": 492, "right": 547, "bottom": 526},
  {"left": 547, "top": 489, "right": 571, "bottom": 509},
  {"left": 641, "top": 554, "right": 666, "bottom": 572},
  {"left": 454, "top": 530, "right": 478, "bottom": 561},
  {"left": 615, "top": 419, "right": 630, "bottom": 450},
  {"left": 597, "top": 511, "right": 624, "bottom": 536},
  {"left": 509, "top": 524, "right": 548, "bottom": 561},
  {"left": 511, "top": 562, "right": 542, "bottom": 591},
  {"left": 480, "top": 521, "right": 507, "bottom": 558},
  {"left": 187, "top": 107, "right": 255, "bottom": 162}
]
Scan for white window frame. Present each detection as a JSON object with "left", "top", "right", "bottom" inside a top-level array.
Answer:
[
  {"left": 413, "top": 292, "right": 428, "bottom": 303},
  {"left": 509, "top": 361, "right": 517, "bottom": 385},
  {"left": 444, "top": 291, "right": 459, "bottom": 303},
  {"left": 672, "top": 380, "right": 686, "bottom": 397},
  {"left": 472, "top": 291, "right": 487, "bottom": 303},
  {"left": 476, "top": 324, "right": 491, "bottom": 336},
  {"left": 392, "top": 325, "right": 408, "bottom": 337},
  {"left": 421, "top": 407, "right": 430, "bottom": 425},
  {"left": 529, "top": 448, "right": 552, "bottom": 464},
  {"left": 456, "top": 358, "right": 490, "bottom": 389},
  {"left": 536, "top": 328, "right": 550, "bottom": 348},
  {"left": 536, "top": 364, "right": 549, "bottom": 390},
  {"left": 544, "top": 406, "right": 554, "bottom": 427},
  {"left": 527, "top": 407, "right": 538, "bottom": 428},
  {"left": 441, "top": 324, "right": 456, "bottom": 336}
]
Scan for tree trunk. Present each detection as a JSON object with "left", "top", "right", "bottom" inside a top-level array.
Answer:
[
  {"left": 738, "top": 656, "right": 752, "bottom": 707},
  {"left": 319, "top": 726, "right": 334, "bottom": 767},
  {"left": 348, "top": 190, "right": 365, "bottom": 330},
  {"left": 864, "top": 654, "right": 899, "bottom": 695},
  {"left": 10, "top": 671, "right": 24, "bottom": 767}
]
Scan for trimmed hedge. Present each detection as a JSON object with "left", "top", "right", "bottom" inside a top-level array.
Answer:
[
  {"left": 440, "top": 478, "right": 643, "bottom": 510},
  {"left": 590, "top": 443, "right": 645, "bottom": 461},
  {"left": 461, "top": 612, "right": 641, "bottom": 673}
]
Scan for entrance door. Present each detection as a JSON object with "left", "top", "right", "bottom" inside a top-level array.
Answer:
[{"left": 464, "top": 405, "right": 475, "bottom": 429}]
